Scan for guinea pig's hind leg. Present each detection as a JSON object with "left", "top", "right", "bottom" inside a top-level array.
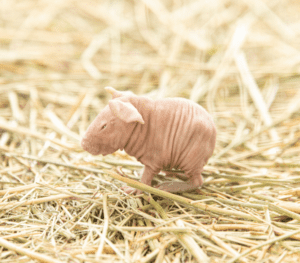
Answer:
[{"left": 156, "top": 171, "right": 203, "bottom": 193}]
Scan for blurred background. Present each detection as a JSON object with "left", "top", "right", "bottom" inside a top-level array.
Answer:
[
  {"left": 1, "top": 0, "right": 300, "bottom": 138},
  {"left": 0, "top": 0, "right": 300, "bottom": 160}
]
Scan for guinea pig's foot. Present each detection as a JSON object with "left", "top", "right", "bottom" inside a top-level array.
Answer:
[
  {"left": 164, "top": 171, "right": 188, "bottom": 181},
  {"left": 121, "top": 185, "right": 142, "bottom": 195},
  {"left": 156, "top": 181, "right": 199, "bottom": 193}
]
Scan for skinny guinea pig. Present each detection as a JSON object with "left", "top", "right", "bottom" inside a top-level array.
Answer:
[{"left": 81, "top": 87, "right": 216, "bottom": 194}]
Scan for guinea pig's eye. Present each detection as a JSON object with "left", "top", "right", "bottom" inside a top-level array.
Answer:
[{"left": 101, "top": 124, "right": 107, "bottom": 130}]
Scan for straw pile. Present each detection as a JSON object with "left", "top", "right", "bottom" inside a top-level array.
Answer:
[{"left": 1, "top": 0, "right": 300, "bottom": 262}]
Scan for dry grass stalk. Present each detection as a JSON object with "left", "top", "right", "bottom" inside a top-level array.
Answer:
[{"left": 0, "top": 237, "right": 64, "bottom": 263}]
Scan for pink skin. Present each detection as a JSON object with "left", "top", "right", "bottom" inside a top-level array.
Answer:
[{"left": 81, "top": 87, "right": 216, "bottom": 194}]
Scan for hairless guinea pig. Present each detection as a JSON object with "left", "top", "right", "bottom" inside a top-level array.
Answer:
[{"left": 81, "top": 87, "right": 216, "bottom": 194}]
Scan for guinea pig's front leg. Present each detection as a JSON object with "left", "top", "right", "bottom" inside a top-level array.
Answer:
[
  {"left": 122, "top": 166, "right": 157, "bottom": 195},
  {"left": 156, "top": 172, "right": 203, "bottom": 193}
]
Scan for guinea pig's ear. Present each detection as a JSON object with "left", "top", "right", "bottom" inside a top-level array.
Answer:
[
  {"left": 109, "top": 100, "right": 145, "bottom": 124},
  {"left": 105, "top": 86, "right": 134, "bottom": 99}
]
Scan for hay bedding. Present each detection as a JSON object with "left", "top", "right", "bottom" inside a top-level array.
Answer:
[{"left": 0, "top": 0, "right": 300, "bottom": 262}]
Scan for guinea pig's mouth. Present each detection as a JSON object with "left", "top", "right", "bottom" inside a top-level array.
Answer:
[
  {"left": 81, "top": 139, "right": 111, "bottom": 156},
  {"left": 81, "top": 139, "right": 97, "bottom": 155},
  {"left": 86, "top": 147, "right": 102, "bottom": 155}
]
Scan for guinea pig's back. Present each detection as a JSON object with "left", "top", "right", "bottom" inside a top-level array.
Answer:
[{"left": 154, "top": 98, "right": 216, "bottom": 171}]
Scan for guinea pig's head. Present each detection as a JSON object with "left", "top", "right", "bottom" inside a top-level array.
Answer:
[{"left": 81, "top": 99, "right": 144, "bottom": 156}]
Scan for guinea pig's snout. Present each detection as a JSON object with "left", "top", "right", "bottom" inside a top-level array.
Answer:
[
  {"left": 81, "top": 135, "right": 99, "bottom": 155},
  {"left": 81, "top": 136, "right": 88, "bottom": 150}
]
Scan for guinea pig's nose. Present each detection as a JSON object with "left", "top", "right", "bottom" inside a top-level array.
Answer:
[{"left": 81, "top": 138, "right": 87, "bottom": 148}]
